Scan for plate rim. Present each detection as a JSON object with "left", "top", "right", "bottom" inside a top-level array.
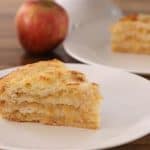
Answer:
[{"left": 64, "top": 43, "right": 150, "bottom": 75}]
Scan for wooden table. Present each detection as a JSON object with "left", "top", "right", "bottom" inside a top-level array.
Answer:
[{"left": 0, "top": 0, "right": 150, "bottom": 149}]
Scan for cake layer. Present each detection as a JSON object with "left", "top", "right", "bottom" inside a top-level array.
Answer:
[
  {"left": 112, "top": 32, "right": 150, "bottom": 42},
  {"left": 0, "top": 60, "right": 85, "bottom": 98},
  {"left": 112, "top": 40, "right": 150, "bottom": 54},
  {"left": 0, "top": 102, "right": 100, "bottom": 129},
  {"left": 0, "top": 82, "right": 100, "bottom": 111}
]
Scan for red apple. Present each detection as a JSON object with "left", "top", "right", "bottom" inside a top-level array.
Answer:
[{"left": 16, "top": 0, "right": 69, "bottom": 54}]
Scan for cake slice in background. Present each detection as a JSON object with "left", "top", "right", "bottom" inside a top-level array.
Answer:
[{"left": 111, "top": 14, "right": 150, "bottom": 54}]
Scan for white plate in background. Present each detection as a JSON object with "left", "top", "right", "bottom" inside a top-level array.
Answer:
[
  {"left": 56, "top": 0, "right": 122, "bottom": 31},
  {"left": 62, "top": 0, "right": 150, "bottom": 74},
  {"left": 0, "top": 64, "right": 150, "bottom": 150}
]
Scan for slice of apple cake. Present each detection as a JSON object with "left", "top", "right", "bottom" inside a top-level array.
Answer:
[
  {"left": 111, "top": 14, "right": 150, "bottom": 54},
  {"left": 0, "top": 59, "right": 102, "bottom": 129}
]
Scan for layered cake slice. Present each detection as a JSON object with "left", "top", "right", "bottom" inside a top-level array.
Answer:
[{"left": 0, "top": 59, "right": 102, "bottom": 129}]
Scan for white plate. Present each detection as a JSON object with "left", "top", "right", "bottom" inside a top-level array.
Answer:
[
  {"left": 63, "top": 0, "right": 150, "bottom": 74},
  {"left": 0, "top": 64, "right": 150, "bottom": 150},
  {"left": 56, "top": 0, "right": 122, "bottom": 32}
]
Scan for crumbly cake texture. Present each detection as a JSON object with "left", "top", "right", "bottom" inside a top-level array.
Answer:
[
  {"left": 111, "top": 14, "right": 150, "bottom": 54},
  {"left": 0, "top": 59, "right": 102, "bottom": 129}
]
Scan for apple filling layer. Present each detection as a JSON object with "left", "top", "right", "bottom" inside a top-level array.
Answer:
[{"left": 0, "top": 101, "right": 100, "bottom": 129}]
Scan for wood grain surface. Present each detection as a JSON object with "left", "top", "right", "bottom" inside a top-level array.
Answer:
[{"left": 0, "top": 0, "right": 150, "bottom": 149}]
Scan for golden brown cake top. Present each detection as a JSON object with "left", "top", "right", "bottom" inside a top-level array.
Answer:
[
  {"left": 120, "top": 14, "right": 150, "bottom": 23},
  {"left": 0, "top": 59, "right": 101, "bottom": 108}
]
